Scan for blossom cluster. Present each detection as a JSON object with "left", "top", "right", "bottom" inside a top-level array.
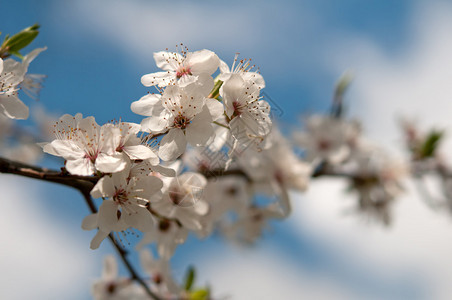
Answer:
[{"left": 3, "top": 30, "right": 436, "bottom": 299}]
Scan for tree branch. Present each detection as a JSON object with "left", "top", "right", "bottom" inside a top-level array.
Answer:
[
  {"left": 81, "top": 192, "right": 161, "bottom": 300},
  {"left": 0, "top": 156, "right": 160, "bottom": 300}
]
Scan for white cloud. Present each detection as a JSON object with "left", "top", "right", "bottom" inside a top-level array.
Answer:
[
  {"left": 198, "top": 247, "right": 362, "bottom": 300},
  {"left": 0, "top": 176, "right": 98, "bottom": 300},
  {"left": 53, "top": 0, "right": 321, "bottom": 73},
  {"left": 286, "top": 2, "right": 452, "bottom": 300},
  {"left": 329, "top": 1, "right": 452, "bottom": 153}
]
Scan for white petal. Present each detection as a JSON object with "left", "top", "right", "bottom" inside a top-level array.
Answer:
[
  {"left": 188, "top": 49, "right": 220, "bottom": 75},
  {"left": 90, "top": 230, "right": 109, "bottom": 250},
  {"left": 95, "top": 153, "right": 127, "bottom": 173},
  {"left": 158, "top": 128, "right": 187, "bottom": 161},
  {"left": 139, "top": 249, "right": 155, "bottom": 274},
  {"left": 242, "top": 71, "right": 265, "bottom": 89},
  {"left": 0, "top": 95, "right": 29, "bottom": 119},
  {"left": 151, "top": 165, "right": 176, "bottom": 177},
  {"left": 141, "top": 71, "right": 174, "bottom": 87},
  {"left": 122, "top": 207, "right": 154, "bottom": 232},
  {"left": 135, "top": 176, "right": 164, "bottom": 195},
  {"left": 81, "top": 213, "right": 98, "bottom": 230},
  {"left": 140, "top": 115, "right": 168, "bottom": 133},
  {"left": 186, "top": 113, "right": 214, "bottom": 146},
  {"left": 153, "top": 51, "right": 182, "bottom": 71},
  {"left": 43, "top": 140, "right": 84, "bottom": 160},
  {"left": 98, "top": 200, "right": 119, "bottom": 232},
  {"left": 66, "top": 158, "right": 95, "bottom": 176},
  {"left": 131, "top": 94, "right": 162, "bottom": 116},
  {"left": 22, "top": 47, "right": 47, "bottom": 67},
  {"left": 91, "top": 175, "right": 116, "bottom": 198},
  {"left": 102, "top": 255, "right": 118, "bottom": 281},
  {"left": 219, "top": 59, "right": 230, "bottom": 74},
  {"left": 205, "top": 98, "right": 224, "bottom": 121},
  {"left": 123, "top": 145, "right": 159, "bottom": 163}
]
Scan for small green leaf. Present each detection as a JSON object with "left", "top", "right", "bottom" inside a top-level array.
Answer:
[
  {"left": 189, "top": 289, "right": 209, "bottom": 300},
  {"left": 208, "top": 79, "right": 224, "bottom": 100},
  {"left": 6, "top": 30, "right": 39, "bottom": 53},
  {"left": 25, "top": 24, "right": 40, "bottom": 31},
  {"left": 420, "top": 130, "right": 443, "bottom": 158},
  {"left": 331, "top": 71, "right": 353, "bottom": 118},
  {"left": 3, "top": 34, "right": 10, "bottom": 44},
  {"left": 184, "top": 266, "right": 196, "bottom": 291},
  {"left": 9, "top": 51, "right": 23, "bottom": 59}
]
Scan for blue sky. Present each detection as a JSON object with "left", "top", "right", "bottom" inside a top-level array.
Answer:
[{"left": 3, "top": 1, "right": 452, "bottom": 299}]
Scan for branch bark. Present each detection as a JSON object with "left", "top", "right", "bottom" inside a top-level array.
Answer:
[{"left": 0, "top": 156, "right": 160, "bottom": 300}]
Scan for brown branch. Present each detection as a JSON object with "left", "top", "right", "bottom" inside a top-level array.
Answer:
[
  {"left": 81, "top": 192, "right": 161, "bottom": 300},
  {"left": 0, "top": 156, "right": 160, "bottom": 300}
]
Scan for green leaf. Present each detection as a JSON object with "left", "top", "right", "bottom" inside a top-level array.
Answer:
[
  {"left": 3, "top": 34, "right": 10, "bottom": 45},
  {"left": 9, "top": 51, "right": 23, "bottom": 60},
  {"left": 189, "top": 289, "right": 209, "bottom": 300},
  {"left": 420, "top": 130, "right": 443, "bottom": 158},
  {"left": 5, "top": 30, "right": 39, "bottom": 53},
  {"left": 184, "top": 266, "right": 196, "bottom": 291},
  {"left": 208, "top": 79, "right": 224, "bottom": 100},
  {"left": 331, "top": 71, "right": 353, "bottom": 118},
  {"left": 25, "top": 24, "right": 40, "bottom": 31}
]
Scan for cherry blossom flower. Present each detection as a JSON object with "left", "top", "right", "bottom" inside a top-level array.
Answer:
[
  {"left": 140, "top": 250, "right": 180, "bottom": 297},
  {"left": 141, "top": 48, "right": 219, "bottom": 88},
  {"left": 218, "top": 54, "right": 265, "bottom": 89},
  {"left": 137, "top": 218, "right": 188, "bottom": 260},
  {"left": 137, "top": 83, "right": 223, "bottom": 161},
  {"left": 238, "top": 130, "right": 312, "bottom": 216},
  {"left": 42, "top": 114, "right": 127, "bottom": 175},
  {"left": 151, "top": 172, "right": 208, "bottom": 231},
  {"left": 106, "top": 121, "right": 159, "bottom": 165},
  {"left": 220, "top": 74, "right": 272, "bottom": 147},
  {"left": 84, "top": 170, "right": 163, "bottom": 248},
  {"left": 92, "top": 255, "right": 146, "bottom": 300},
  {"left": 198, "top": 176, "right": 252, "bottom": 238},
  {"left": 0, "top": 47, "right": 46, "bottom": 119},
  {"left": 222, "top": 204, "right": 284, "bottom": 244},
  {"left": 347, "top": 142, "right": 407, "bottom": 225},
  {"left": 293, "top": 115, "right": 360, "bottom": 164}
]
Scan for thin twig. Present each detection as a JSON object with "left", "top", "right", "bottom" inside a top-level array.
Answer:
[
  {"left": 0, "top": 156, "right": 160, "bottom": 300},
  {"left": 80, "top": 192, "right": 161, "bottom": 300}
]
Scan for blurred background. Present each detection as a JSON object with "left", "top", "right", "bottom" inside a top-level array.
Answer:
[{"left": 2, "top": 0, "right": 452, "bottom": 299}]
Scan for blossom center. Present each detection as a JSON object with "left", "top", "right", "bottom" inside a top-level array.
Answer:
[
  {"left": 169, "top": 189, "right": 183, "bottom": 205},
  {"left": 173, "top": 114, "right": 190, "bottom": 129},
  {"left": 317, "top": 139, "right": 331, "bottom": 151},
  {"left": 113, "top": 188, "right": 129, "bottom": 205},
  {"left": 232, "top": 101, "right": 243, "bottom": 118},
  {"left": 176, "top": 66, "right": 192, "bottom": 79}
]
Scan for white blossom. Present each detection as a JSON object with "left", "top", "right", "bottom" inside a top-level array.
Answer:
[
  {"left": 137, "top": 83, "right": 223, "bottom": 161},
  {"left": 83, "top": 170, "right": 163, "bottom": 249},
  {"left": 43, "top": 114, "right": 127, "bottom": 176},
  {"left": 218, "top": 54, "right": 265, "bottom": 89},
  {"left": 92, "top": 255, "right": 146, "bottom": 300},
  {"left": 151, "top": 172, "right": 208, "bottom": 232},
  {"left": 293, "top": 115, "right": 360, "bottom": 164},
  {"left": 0, "top": 47, "right": 45, "bottom": 119},
  {"left": 220, "top": 74, "right": 272, "bottom": 147},
  {"left": 141, "top": 49, "right": 219, "bottom": 88}
]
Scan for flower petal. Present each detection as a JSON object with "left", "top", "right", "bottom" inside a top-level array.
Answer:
[
  {"left": 66, "top": 158, "right": 95, "bottom": 176},
  {"left": 81, "top": 213, "right": 98, "bottom": 230},
  {"left": 0, "top": 95, "right": 29, "bottom": 119},
  {"left": 158, "top": 128, "right": 187, "bottom": 161},
  {"left": 123, "top": 145, "right": 159, "bottom": 164},
  {"left": 188, "top": 49, "right": 220, "bottom": 75},
  {"left": 141, "top": 71, "right": 174, "bottom": 87},
  {"left": 98, "top": 200, "right": 119, "bottom": 232}
]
